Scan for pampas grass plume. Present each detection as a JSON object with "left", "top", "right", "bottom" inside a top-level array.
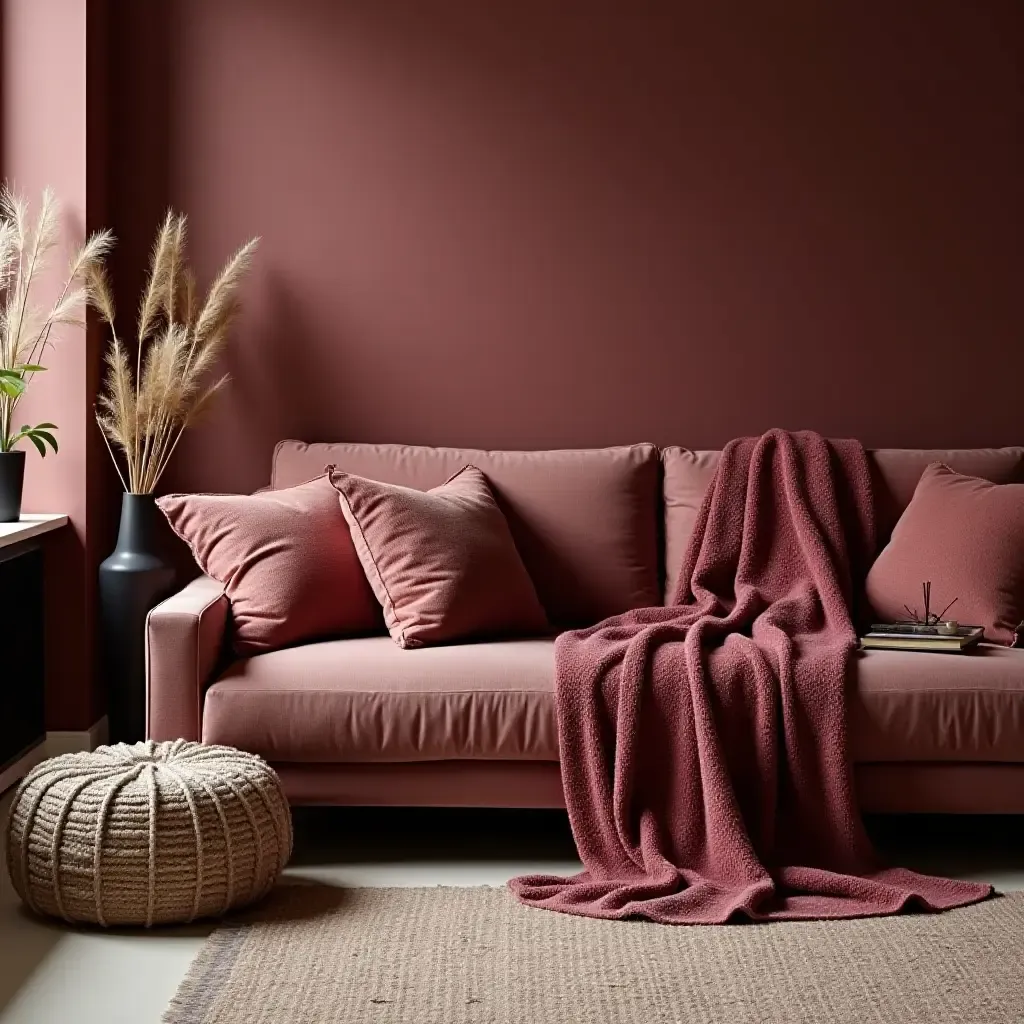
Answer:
[{"left": 95, "top": 211, "right": 258, "bottom": 493}]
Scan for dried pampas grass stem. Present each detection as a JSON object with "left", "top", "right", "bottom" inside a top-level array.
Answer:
[
  {"left": 0, "top": 184, "right": 113, "bottom": 455},
  {"left": 94, "top": 211, "right": 258, "bottom": 494}
]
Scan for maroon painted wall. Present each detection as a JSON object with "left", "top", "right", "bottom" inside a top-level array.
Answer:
[{"left": 109, "top": 0, "right": 1023, "bottom": 499}]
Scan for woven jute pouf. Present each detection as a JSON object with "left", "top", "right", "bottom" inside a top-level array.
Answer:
[{"left": 5, "top": 739, "right": 293, "bottom": 927}]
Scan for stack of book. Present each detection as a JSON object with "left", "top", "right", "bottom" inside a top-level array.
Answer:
[{"left": 859, "top": 623, "right": 984, "bottom": 653}]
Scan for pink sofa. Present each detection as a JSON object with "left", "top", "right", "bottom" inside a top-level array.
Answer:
[{"left": 146, "top": 441, "right": 1024, "bottom": 813}]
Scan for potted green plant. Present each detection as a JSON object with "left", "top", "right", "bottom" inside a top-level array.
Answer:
[{"left": 0, "top": 185, "right": 112, "bottom": 521}]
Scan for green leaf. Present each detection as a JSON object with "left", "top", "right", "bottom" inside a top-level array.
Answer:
[
  {"left": 26, "top": 432, "right": 46, "bottom": 457},
  {"left": 0, "top": 377, "right": 25, "bottom": 397},
  {"left": 33, "top": 422, "right": 58, "bottom": 430},
  {"left": 31, "top": 430, "right": 58, "bottom": 454},
  {"left": 0, "top": 367, "right": 23, "bottom": 378},
  {"left": 17, "top": 364, "right": 46, "bottom": 373}
]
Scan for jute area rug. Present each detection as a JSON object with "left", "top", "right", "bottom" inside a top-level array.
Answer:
[{"left": 164, "top": 885, "right": 1024, "bottom": 1023}]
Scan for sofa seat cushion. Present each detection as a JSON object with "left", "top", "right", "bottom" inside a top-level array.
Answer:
[
  {"left": 202, "top": 637, "right": 559, "bottom": 763},
  {"left": 850, "top": 645, "right": 1024, "bottom": 763},
  {"left": 203, "top": 639, "right": 1024, "bottom": 769}
]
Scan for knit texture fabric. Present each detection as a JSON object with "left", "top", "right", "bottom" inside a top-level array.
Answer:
[
  {"left": 511, "top": 430, "right": 992, "bottom": 922},
  {"left": 6, "top": 740, "right": 292, "bottom": 927}
]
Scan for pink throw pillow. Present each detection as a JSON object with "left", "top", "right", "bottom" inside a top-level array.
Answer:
[
  {"left": 158, "top": 475, "right": 381, "bottom": 656},
  {"left": 865, "top": 463, "right": 1024, "bottom": 645},
  {"left": 329, "top": 465, "right": 549, "bottom": 648}
]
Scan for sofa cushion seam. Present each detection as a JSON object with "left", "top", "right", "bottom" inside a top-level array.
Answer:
[{"left": 207, "top": 687, "right": 555, "bottom": 697}]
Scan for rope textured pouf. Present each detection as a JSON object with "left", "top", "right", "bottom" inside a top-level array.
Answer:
[{"left": 5, "top": 740, "right": 292, "bottom": 927}]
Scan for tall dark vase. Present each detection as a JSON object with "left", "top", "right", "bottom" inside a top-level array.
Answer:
[
  {"left": 99, "top": 493, "right": 176, "bottom": 744},
  {"left": 0, "top": 450, "right": 26, "bottom": 523}
]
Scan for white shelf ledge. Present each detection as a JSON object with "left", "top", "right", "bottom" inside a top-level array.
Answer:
[{"left": 0, "top": 514, "right": 69, "bottom": 551}]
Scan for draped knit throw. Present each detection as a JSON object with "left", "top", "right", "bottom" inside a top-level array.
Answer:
[
  {"left": 6, "top": 739, "right": 292, "bottom": 927},
  {"left": 512, "top": 430, "right": 992, "bottom": 923}
]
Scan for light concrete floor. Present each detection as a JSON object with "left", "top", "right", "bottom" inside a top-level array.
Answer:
[{"left": 1, "top": 794, "right": 1022, "bottom": 1024}]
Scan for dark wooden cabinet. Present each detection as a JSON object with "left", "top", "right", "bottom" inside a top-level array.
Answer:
[{"left": 0, "top": 541, "right": 46, "bottom": 772}]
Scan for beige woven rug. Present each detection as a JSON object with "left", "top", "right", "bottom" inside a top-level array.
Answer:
[{"left": 164, "top": 885, "right": 1024, "bottom": 1023}]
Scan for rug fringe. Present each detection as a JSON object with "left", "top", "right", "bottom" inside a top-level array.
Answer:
[{"left": 162, "top": 925, "right": 248, "bottom": 1024}]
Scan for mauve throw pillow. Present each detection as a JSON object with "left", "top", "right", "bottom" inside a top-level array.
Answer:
[
  {"left": 329, "top": 465, "right": 549, "bottom": 648},
  {"left": 158, "top": 475, "right": 381, "bottom": 656},
  {"left": 865, "top": 463, "right": 1024, "bottom": 645}
]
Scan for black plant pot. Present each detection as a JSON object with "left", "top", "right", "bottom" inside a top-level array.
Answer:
[
  {"left": 0, "top": 450, "right": 26, "bottom": 523},
  {"left": 99, "top": 493, "right": 176, "bottom": 743}
]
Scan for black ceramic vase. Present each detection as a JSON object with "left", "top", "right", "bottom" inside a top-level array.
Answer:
[
  {"left": 0, "top": 450, "right": 26, "bottom": 523},
  {"left": 99, "top": 493, "right": 176, "bottom": 743}
]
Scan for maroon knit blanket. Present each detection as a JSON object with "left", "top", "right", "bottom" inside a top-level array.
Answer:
[{"left": 511, "top": 430, "right": 991, "bottom": 923}]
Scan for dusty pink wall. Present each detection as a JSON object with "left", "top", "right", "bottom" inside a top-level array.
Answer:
[
  {"left": 107, "top": 0, "right": 1024, "bottom": 500},
  {"left": 4, "top": 1, "right": 1019, "bottom": 728},
  {"left": 3, "top": 0, "right": 110, "bottom": 731}
]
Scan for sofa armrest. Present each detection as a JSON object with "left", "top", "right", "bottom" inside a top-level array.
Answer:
[{"left": 146, "top": 575, "right": 230, "bottom": 741}]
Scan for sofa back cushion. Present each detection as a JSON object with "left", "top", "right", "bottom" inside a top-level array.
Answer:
[
  {"left": 274, "top": 441, "right": 661, "bottom": 626},
  {"left": 661, "top": 446, "right": 1024, "bottom": 602},
  {"left": 660, "top": 449, "right": 719, "bottom": 603}
]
